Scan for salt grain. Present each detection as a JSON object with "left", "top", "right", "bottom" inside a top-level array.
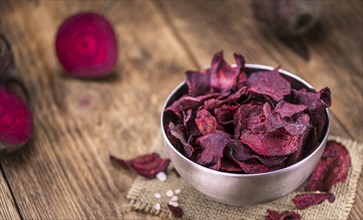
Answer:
[
  {"left": 166, "top": 189, "right": 174, "bottom": 197},
  {"left": 168, "top": 200, "right": 179, "bottom": 207},
  {"left": 174, "top": 189, "right": 181, "bottom": 194},
  {"left": 156, "top": 172, "right": 167, "bottom": 182},
  {"left": 154, "top": 203, "right": 161, "bottom": 210},
  {"left": 154, "top": 193, "right": 161, "bottom": 199},
  {"left": 170, "top": 196, "right": 178, "bottom": 202}
]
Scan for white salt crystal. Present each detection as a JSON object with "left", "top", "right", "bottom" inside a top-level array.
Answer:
[
  {"left": 168, "top": 200, "right": 179, "bottom": 207},
  {"left": 154, "top": 193, "right": 161, "bottom": 199},
  {"left": 156, "top": 172, "right": 167, "bottom": 182},
  {"left": 166, "top": 189, "right": 174, "bottom": 197},
  {"left": 154, "top": 203, "right": 161, "bottom": 210},
  {"left": 170, "top": 196, "right": 178, "bottom": 202},
  {"left": 174, "top": 189, "right": 181, "bottom": 194}
]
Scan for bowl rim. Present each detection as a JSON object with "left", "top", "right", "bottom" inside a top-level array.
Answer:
[{"left": 161, "top": 64, "right": 330, "bottom": 177}]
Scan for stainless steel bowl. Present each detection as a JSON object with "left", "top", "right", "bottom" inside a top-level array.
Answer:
[{"left": 161, "top": 64, "right": 330, "bottom": 206}]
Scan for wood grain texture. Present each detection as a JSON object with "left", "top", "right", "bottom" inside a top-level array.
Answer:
[
  {"left": 0, "top": 0, "right": 361, "bottom": 219},
  {"left": 0, "top": 167, "right": 20, "bottom": 220}
]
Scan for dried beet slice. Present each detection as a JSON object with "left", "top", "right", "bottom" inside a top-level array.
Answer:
[
  {"left": 240, "top": 129, "right": 300, "bottom": 156},
  {"left": 195, "top": 109, "right": 221, "bottom": 135},
  {"left": 209, "top": 51, "right": 245, "bottom": 92},
  {"left": 168, "top": 204, "right": 183, "bottom": 218},
  {"left": 220, "top": 158, "right": 243, "bottom": 173},
  {"left": 226, "top": 139, "right": 286, "bottom": 167},
  {"left": 164, "top": 93, "right": 218, "bottom": 118},
  {"left": 186, "top": 69, "right": 211, "bottom": 97},
  {"left": 110, "top": 153, "right": 170, "bottom": 179},
  {"left": 196, "top": 130, "right": 230, "bottom": 170},
  {"left": 263, "top": 102, "right": 310, "bottom": 136},
  {"left": 169, "top": 122, "right": 195, "bottom": 158},
  {"left": 230, "top": 157, "right": 276, "bottom": 174},
  {"left": 215, "top": 104, "right": 239, "bottom": 125},
  {"left": 233, "top": 104, "right": 265, "bottom": 139},
  {"left": 292, "top": 193, "right": 335, "bottom": 210},
  {"left": 247, "top": 68, "right": 291, "bottom": 102},
  {"left": 265, "top": 210, "right": 301, "bottom": 220},
  {"left": 274, "top": 100, "right": 307, "bottom": 118},
  {"left": 292, "top": 87, "right": 331, "bottom": 111},
  {"left": 306, "top": 140, "right": 351, "bottom": 192}
]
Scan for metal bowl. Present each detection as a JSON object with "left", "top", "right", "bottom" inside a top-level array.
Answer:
[{"left": 160, "top": 64, "right": 330, "bottom": 206}]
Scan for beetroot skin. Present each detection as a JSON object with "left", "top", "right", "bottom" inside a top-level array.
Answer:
[
  {"left": 56, "top": 12, "right": 117, "bottom": 78},
  {"left": 0, "top": 87, "right": 33, "bottom": 151}
]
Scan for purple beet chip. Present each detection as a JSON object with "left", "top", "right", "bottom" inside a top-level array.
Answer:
[
  {"left": 292, "top": 192, "right": 335, "bottom": 210},
  {"left": 110, "top": 153, "right": 170, "bottom": 179}
]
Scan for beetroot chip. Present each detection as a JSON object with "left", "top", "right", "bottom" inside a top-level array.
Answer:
[
  {"left": 274, "top": 100, "right": 307, "bottom": 118},
  {"left": 230, "top": 157, "right": 277, "bottom": 174},
  {"left": 247, "top": 68, "right": 291, "bottom": 102},
  {"left": 186, "top": 69, "right": 211, "bottom": 97},
  {"left": 196, "top": 130, "right": 230, "bottom": 170},
  {"left": 169, "top": 122, "right": 195, "bottom": 158},
  {"left": 195, "top": 109, "right": 222, "bottom": 135},
  {"left": 168, "top": 204, "right": 183, "bottom": 218},
  {"left": 233, "top": 104, "right": 265, "bottom": 139},
  {"left": 165, "top": 93, "right": 218, "bottom": 118},
  {"left": 220, "top": 158, "right": 243, "bottom": 172},
  {"left": 209, "top": 51, "right": 245, "bottom": 92},
  {"left": 110, "top": 153, "right": 170, "bottom": 179},
  {"left": 265, "top": 210, "right": 301, "bottom": 220},
  {"left": 292, "top": 192, "right": 335, "bottom": 210},
  {"left": 306, "top": 140, "right": 351, "bottom": 192},
  {"left": 215, "top": 104, "right": 239, "bottom": 125},
  {"left": 292, "top": 87, "right": 331, "bottom": 111},
  {"left": 226, "top": 139, "right": 286, "bottom": 167},
  {"left": 240, "top": 129, "right": 301, "bottom": 156}
]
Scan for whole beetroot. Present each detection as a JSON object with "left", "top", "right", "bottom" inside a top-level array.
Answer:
[
  {"left": 55, "top": 12, "right": 118, "bottom": 78},
  {"left": 252, "top": 0, "right": 322, "bottom": 37}
]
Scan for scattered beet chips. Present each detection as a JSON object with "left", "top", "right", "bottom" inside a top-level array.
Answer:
[
  {"left": 164, "top": 51, "right": 331, "bottom": 174},
  {"left": 110, "top": 153, "right": 170, "bottom": 179}
]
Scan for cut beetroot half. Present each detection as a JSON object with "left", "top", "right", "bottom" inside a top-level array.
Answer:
[
  {"left": 56, "top": 12, "right": 117, "bottom": 78},
  {"left": 0, "top": 87, "right": 33, "bottom": 151},
  {"left": 110, "top": 153, "right": 170, "bottom": 179}
]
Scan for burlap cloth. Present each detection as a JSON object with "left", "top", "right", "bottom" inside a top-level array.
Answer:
[{"left": 127, "top": 136, "right": 363, "bottom": 219}]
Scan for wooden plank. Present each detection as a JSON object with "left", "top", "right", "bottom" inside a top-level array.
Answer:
[
  {"left": 0, "top": 0, "right": 193, "bottom": 219},
  {"left": 0, "top": 168, "right": 21, "bottom": 220},
  {"left": 157, "top": 1, "right": 362, "bottom": 219}
]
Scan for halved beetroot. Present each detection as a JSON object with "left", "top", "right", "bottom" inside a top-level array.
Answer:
[
  {"left": 56, "top": 12, "right": 117, "bottom": 78},
  {"left": 0, "top": 87, "right": 33, "bottom": 151}
]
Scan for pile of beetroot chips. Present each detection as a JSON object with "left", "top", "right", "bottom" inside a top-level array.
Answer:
[{"left": 164, "top": 51, "right": 331, "bottom": 174}]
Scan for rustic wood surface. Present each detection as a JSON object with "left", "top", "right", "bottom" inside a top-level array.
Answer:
[{"left": 0, "top": 0, "right": 362, "bottom": 219}]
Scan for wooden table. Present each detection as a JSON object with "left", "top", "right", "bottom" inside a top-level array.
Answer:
[{"left": 0, "top": 1, "right": 362, "bottom": 219}]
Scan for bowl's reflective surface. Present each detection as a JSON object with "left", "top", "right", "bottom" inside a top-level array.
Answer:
[{"left": 161, "top": 64, "right": 330, "bottom": 206}]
